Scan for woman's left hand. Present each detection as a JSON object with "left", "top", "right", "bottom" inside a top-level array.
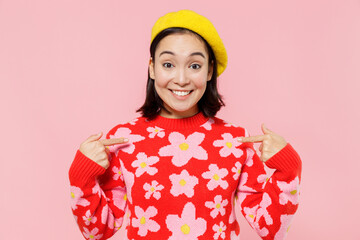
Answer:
[{"left": 237, "top": 124, "right": 287, "bottom": 162}]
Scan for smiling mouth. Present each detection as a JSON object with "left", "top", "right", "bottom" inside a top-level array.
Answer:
[{"left": 170, "top": 89, "right": 193, "bottom": 96}]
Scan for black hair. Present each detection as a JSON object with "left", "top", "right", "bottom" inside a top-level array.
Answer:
[{"left": 136, "top": 27, "right": 225, "bottom": 120}]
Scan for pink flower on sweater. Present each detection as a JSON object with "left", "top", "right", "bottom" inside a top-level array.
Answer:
[
  {"left": 70, "top": 186, "right": 90, "bottom": 210},
  {"left": 231, "top": 161, "right": 242, "bottom": 180},
  {"left": 200, "top": 118, "right": 214, "bottom": 130},
  {"left": 132, "top": 206, "right": 160, "bottom": 236},
  {"left": 147, "top": 126, "right": 165, "bottom": 138},
  {"left": 143, "top": 180, "right": 164, "bottom": 200},
  {"left": 230, "top": 230, "right": 240, "bottom": 239},
  {"left": 274, "top": 214, "right": 294, "bottom": 240},
  {"left": 213, "top": 221, "right": 226, "bottom": 239},
  {"left": 205, "top": 195, "right": 228, "bottom": 218},
  {"left": 202, "top": 164, "right": 229, "bottom": 190},
  {"left": 213, "top": 133, "right": 243, "bottom": 158},
  {"left": 159, "top": 131, "right": 207, "bottom": 167},
  {"left": 131, "top": 152, "right": 159, "bottom": 177},
  {"left": 112, "top": 166, "right": 124, "bottom": 181},
  {"left": 120, "top": 160, "right": 134, "bottom": 204},
  {"left": 236, "top": 173, "right": 256, "bottom": 210},
  {"left": 112, "top": 186, "right": 127, "bottom": 210},
  {"left": 166, "top": 202, "right": 207, "bottom": 240},
  {"left": 277, "top": 176, "right": 300, "bottom": 205},
  {"left": 82, "top": 227, "right": 103, "bottom": 240},
  {"left": 128, "top": 118, "right": 139, "bottom": 125},
  {"left": 83, "top": 210, "right": 97, "bottom": 225},
  {"left": 223, "top": 120, "right": 238, "bottom": 127},
  {"left": 169, "top": 170, "right": 199, "bottom": 197},
  {"left": 109, "top": 127, "right": 145, "bottom": 156}
]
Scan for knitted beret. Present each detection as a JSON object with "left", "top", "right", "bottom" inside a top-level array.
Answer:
[{"left": 151, "top": 9, "right": 228, "bottom": 77}]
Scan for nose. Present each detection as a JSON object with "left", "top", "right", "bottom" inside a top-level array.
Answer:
[{"left": 174, "top": 68, "right": 190, "bottom": 86}]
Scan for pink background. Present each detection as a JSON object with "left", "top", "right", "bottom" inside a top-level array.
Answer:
[{"left": 1, "top": 0, "right": 359, "bottom": 239}]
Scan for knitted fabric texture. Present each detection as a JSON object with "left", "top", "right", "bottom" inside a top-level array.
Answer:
[
  {"left": 69, "top": 112, "right": 302, "bottom": 240},
  {"left": 151, "top": 9, "right": 228, "bottom": 77}
]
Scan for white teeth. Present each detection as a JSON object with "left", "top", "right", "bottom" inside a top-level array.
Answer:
[{"left": 172, "top": 90, "right": 191, "bottom": 96}]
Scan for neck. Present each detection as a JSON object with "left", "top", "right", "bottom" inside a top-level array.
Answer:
[{"left": 159, "top": 105, "right": 199, "bottom": 119}]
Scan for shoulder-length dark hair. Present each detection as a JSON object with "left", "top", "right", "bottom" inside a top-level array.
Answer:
[{"left": 136, "top": 27, "right": 225, "bottom": 120}]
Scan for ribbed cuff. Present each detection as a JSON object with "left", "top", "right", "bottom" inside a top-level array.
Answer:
[
  {"left": 69, "top": 150, "right": 106, "bottom": 186},
  {"left": 265, "top": 143, "right": 302, "bottom": 172}
]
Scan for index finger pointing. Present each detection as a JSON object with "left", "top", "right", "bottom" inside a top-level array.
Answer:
[
  {"left": 100, "top": 138, "right": 129, "bottom": 146},
  {"left": 238, "top": 135, "right": 266, "bottom": 143}
]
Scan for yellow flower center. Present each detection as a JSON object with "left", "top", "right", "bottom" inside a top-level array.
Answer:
[
  {"left": 213, "top": 174, "right": 220, "bottom": 181},
  {"left": 216, "top": 203, "right": 221, "bottom": 209},
  {"left": 226, "top": 142, "right": 232, "bottom": 148},
  {"left": 123, "top": 194, "right": 127, "bottom": 201},
  {"left": 150, "top": 187, "right": 155, "bottom": 192},
  {"left": 290, "top": 190, "right": 297, "bottom": 195},
  {"left": 140, "top": 217, "right": 146, "bottom": 224},
  {"left": 70, "top": 192, "right": 75, "bottom": 199},
  {"left": 179, "top": 143, "right": 189, "bottom": 151},
  {"left": 237, "top": 169, "right": 241, "bottom": 174},
  {"left": 249, "top": 214, "right": 254, "bottom": 219},
  {"left": 118, "top": 171, "right": 121, "bottom": 175},
  {"left": 181, "top": 224, "right": 190, "bottom": 234},
  {"left": 89, "top": 235, "right": 94, "bottom": 239},
  {"left": 155, "top": 129, "right": 159, "bottom": 132},
  {"left": 179, "top": 179, "right": 187, "bottom": 186},
  {"left": 219, "top": 228, "right": 223, "bottom": 232},
  {"left": 88, "top": 217, "right": 92, "bottom": 221},
  {"left": 287, "top": 225, "right": 291, "bottom": 232},
  {"left": 140, "top": 162, "right": 147, "bottom": 168}
]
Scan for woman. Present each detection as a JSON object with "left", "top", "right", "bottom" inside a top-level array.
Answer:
[{"left": 69, "top": 9, "right": 302, "bottom": 240}]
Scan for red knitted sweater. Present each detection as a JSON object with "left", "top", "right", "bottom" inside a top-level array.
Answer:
[{"left": 69, "top": 112, "right": 302, "bottom": 240}]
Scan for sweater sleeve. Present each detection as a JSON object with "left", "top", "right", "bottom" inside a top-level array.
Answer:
[
  {"left": 68, "top": 130, "right": 128, "bottom": 240},
  {"left": 235, "top": 131, "right": 302, "bottom": 240}
]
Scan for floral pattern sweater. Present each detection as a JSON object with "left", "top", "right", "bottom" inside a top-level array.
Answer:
[{"left": 69, "top": 112, "right": 302, "bottom": 240}]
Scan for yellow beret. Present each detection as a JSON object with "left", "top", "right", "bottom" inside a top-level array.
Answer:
[{"left": 151, "top": 9, "right": 228, "bottom": 77}]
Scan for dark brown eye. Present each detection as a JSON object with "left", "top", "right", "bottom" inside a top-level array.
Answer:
[
  {"left": 190, "top": 64, "right": 201, "bottom": 69},
  {"left": 163, "top": 63, "right": 173, "bottom": 68}
]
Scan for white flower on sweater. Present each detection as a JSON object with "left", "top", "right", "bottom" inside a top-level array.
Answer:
[
  {"left": 213, "top": 133, "right": 243, "bottom": 158},
  {"left": 132, "top": 206, "right": 160, "bottom": 236},
  {"left": 202, "top": 164, "right": 229, "bottom": 190},
  {"left": 143, "top": 180, "right": 164, "bottom": 200},
  {"left": 83, "top": 210, "right": 97, "bottom": 225},
  {"left": 109, "top": 127, "right": 145, "bottom": 155},
  {"left": 277, "top": 176, "right": 300, "bottom": 205},
  {"left": 213, "top": 221, "right": 226, "bottom": 239},
  {"left": 169, "top": 169, "right": 199, "bottom": 197},
  {"left": 159, "top": 131, "right": 208, "bottom": 167},
  {"left": 166, "top": 202, "right": 207, "bottom": 240},
  {"left": 131, "top": 152, "right": 159, "bottom": 177},
  {"left": 201, "top": 118, "right": 214, "bottom": 130},
  {"left": 82, "top": 227, "right": 103, "bottom": 240},
  {"left": 147, "top": 126, "right": 165, "bottom": 138},
  {"left": 70, "top": 186, "right": 90, "bottom": 210},
  {"left": 205, "top": 195, "right": 228, "bottom": 218}
]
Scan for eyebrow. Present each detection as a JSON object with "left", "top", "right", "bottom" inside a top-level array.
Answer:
[{"left": 159, "top": 51, "right": 205, "bottom": 59}]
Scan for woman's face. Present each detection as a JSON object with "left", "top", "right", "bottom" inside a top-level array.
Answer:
[{"left": 149, "top": 32, "right": 213, "bottom": 119}]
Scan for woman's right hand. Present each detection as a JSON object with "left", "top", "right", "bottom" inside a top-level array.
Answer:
[{"left": 79, "top": 132, "right": 128, "bottom": 169}]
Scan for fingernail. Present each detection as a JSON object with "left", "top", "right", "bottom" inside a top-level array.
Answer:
[
  {"left": 237, "top": 137, "right": 243, "bottom": 142},
  {"left": 124, "top": 138, "right": 129, "bottom": 142}
]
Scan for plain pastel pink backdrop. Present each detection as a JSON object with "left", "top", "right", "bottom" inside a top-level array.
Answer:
[{"left": 1, "top": 0, "right": 359, "bottom": 239}]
